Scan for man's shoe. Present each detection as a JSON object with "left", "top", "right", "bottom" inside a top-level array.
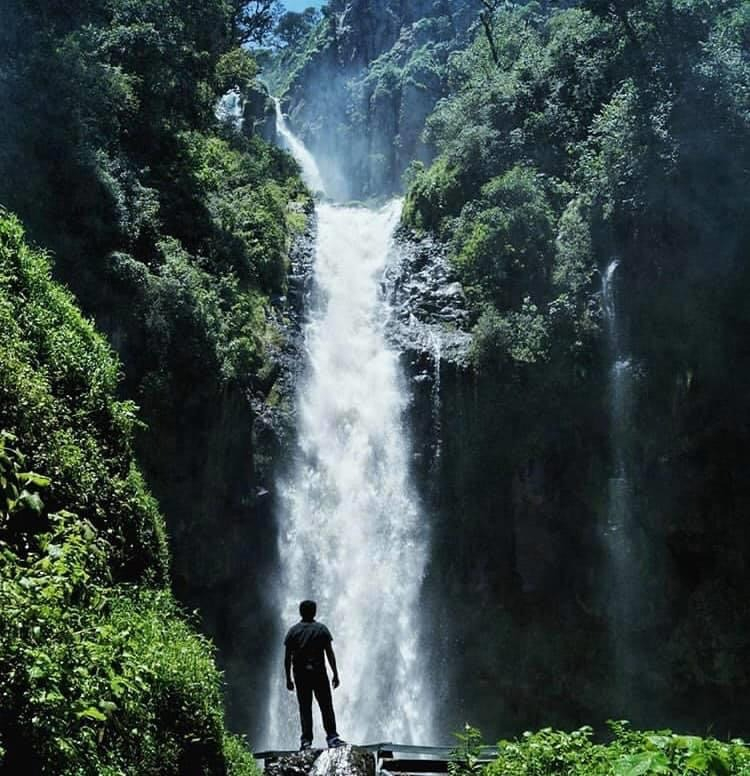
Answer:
[
  {"left": 327, "top": 736, "right": 347, "bottom": 748},
  {"left": 300, "top": 740, "right": 313, "bottom": 751}
]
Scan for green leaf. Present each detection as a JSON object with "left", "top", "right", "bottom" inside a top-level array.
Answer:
[
  {"left": 615, "top": 752, "right": 670, "bottom": 776},
  {"left": 17, "top": 490, "right": 44, "bottom": 514},
  {"left": 18, "top": 471, "right": 51, "bottom": 488},
  {"left": 706, "top": 753, "right": 731, "bottom": 776},
  {"left": 674, "top": 736, "right": 703, "bottom": 752},
  {"left": 97, "top": 700, "right": 119, "bottom": 718},
  {"left": 686, "top": 747, "right": 730, "bottom": 775},
  {"left": 686, "top": 753, "right": 708, "bottom": 772},
  {"left": 29, "top": 665, "right": 46, "bottom": 680},
  {"left": 77, "top": 707, "right": 107, "bottom": 722}
]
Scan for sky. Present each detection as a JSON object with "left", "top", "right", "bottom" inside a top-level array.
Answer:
[{"left": 280, "top": 0, "right": 324, "bottom": 11}]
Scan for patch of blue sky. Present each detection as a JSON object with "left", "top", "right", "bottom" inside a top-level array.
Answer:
[{"left": 281, "top": 0, "right": 324, "bottom": 12}]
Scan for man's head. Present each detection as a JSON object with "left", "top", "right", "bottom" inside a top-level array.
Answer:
[{"left": 299, "top": 600, "right": 316, "bottom": 622}]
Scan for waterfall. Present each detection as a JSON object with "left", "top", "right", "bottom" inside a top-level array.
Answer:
[
  {"left": 273, "top": 98, "right": 327, "bottom": 195},
  {"left": 216, "top": 88, "right": 245, "bottom": 130},
  {"left": 601, "top": 259, "right": 638, "bottom": 710},
  {"left": 265, "top": 103, "right": 433, "bottom": 748},
  {"left": 602, "top": 260, "right": 633, "bottom": 487},
  {"left": 429, "top": 331, "right": 443, "bottom": 474}
]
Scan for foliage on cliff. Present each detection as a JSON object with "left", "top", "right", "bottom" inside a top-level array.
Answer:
[
  {"left": 403, "top": 0, "right": 750, "bottom": 735},
  {"left": 404, "top": 0, "right": 750, "bottom": 371},
  {"left": 0, "top": 0, "right": 310, "bottom": 394},
  {"left": 0, "top": 0, "right": 313, "bottom": 750},
  {"left": 451, "top": 725, "right": 750, "bottom": 776},
  {"left": 0, "top": 212, "right": 167, "bottom": 584},
  {"left": 0, "top": 0, "right": 311, "bottom": 433},
  {"left": 0, "top": 213, "right": 258, "bottom": 774}
]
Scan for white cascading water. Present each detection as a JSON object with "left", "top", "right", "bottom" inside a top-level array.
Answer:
[
  {"left": 273, "top": 99, "right": 326, "bottom": 195},
  {"left": 216, "top": 88, "right": 245, "bottom": 130},
  {"left": 601, "top": 259, "right": 637, "bottom": 709},
  {"left": 602, "top": 260, "right": 633, "bottom": 514},
  {"left": 265, "top": 102, "right": 433, "bottom": 747}
]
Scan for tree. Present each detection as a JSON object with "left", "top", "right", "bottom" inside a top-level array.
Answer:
[
  {"left": 581, "top": 0, "right": 645, "bottom": 47},
  {"left": 236, "top": 0, "right": 283, "bottom": 45},
  {"left": 274, "top": 7, "right": 321, "bottom": 48},
  {"left": 479, "top": 0, "right": 501, "bottom": 66}
]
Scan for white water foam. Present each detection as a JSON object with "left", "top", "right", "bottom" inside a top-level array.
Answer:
[
  {"left": 262, "top": 103, "right": 434, "bottom": 745},
  {"left": 273, "top": 98, "right": 327, "bottom": 195},
  {"left": 265, "top": 199, "right": 433, "bottom": 747}
]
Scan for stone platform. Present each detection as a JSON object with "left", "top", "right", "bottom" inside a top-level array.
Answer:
[{"left": 256, "top": 743, "right": 498, "bottom": 776}]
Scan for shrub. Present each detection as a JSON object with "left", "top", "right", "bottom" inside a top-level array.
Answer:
[
  {"left": 0, "top": 211, "right": 168, "bottom": 583},
  {"left": 450, "top": 724, "right": 750, "bottom": 776},
  {"left": 0, "top": 433, "right": 258, "bottom": 775}
]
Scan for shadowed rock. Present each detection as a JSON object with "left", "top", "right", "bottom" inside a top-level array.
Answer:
[
  {"left": 265, "top": 747, "right": 375, "bottom": 776},
  {"left": 385, "top": 228, "right": 472, "bottom": 366}
]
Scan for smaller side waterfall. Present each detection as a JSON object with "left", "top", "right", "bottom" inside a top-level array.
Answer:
[
  {"left": 601, "top": 259, "right": 639, "bottom": 711},
  {"left": 429, "top": 331, "right": 443, "bottom": 474},
  {"left": 602, "top": 260, "right": 633, "bottom": 521},
  {"left": 216, "top": 88, "right": 244, "bottom": 130},
  {"left": 273, "top": 98, "right": 326, "bottom": 195}
]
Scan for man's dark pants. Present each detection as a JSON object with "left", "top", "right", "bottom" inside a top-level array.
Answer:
[{"left": 294, "top": 668, "right": 337, "bottom": 743}]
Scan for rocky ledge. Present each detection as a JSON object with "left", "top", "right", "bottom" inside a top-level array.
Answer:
[
  {"left": 264, "top": 746, "right": 376, "bottom": 776},
  {"left": 385, "top": 227, "right": 473, "bottom": 367}
]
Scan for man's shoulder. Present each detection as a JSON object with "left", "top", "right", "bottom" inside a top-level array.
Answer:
[
  {"left": 316, "top": 621, "right": 333, "bottom": 639},
  {"left": 284, "top": 622, "right": 303, "bottom": 642},
  {"left": 285, "top": 620, "right": 332, "bottom": 641}
]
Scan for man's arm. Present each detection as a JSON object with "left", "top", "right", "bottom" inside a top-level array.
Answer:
[
  {"left": 324, "top": 642, "right": 340, "bottom": 689},
  {"left": 285, "top": 645, "right": 294, "bottom": 691}
]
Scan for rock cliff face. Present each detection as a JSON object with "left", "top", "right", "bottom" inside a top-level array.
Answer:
[
  {"left": 406, "top": 360, "right": 614, "bottom": 738},
  {"left": 387, "top": 231, "right": 615, "bottom": 739},
  {"left": 279, "top": 0, "right": 480, "bottom": 199},
  {"left": 394, "top": 233, "right": 750, "bottom": 738},
  {"left": 217, "top": 217, "right": 318, "bottom": 733},
  {"left": 243, "top": 83, "right": 279, "bottom": 144},
  {"left": 387, "top": 228, "right": 472, "bottom": 361}
]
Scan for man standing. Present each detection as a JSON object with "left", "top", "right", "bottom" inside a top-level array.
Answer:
[{"left": 285, "top": 600, "right": 346, "bottom": 750}]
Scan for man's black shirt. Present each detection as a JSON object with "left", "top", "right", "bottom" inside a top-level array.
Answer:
[{"left": 284, "top": 620, "right": 333, "bottom": 672}]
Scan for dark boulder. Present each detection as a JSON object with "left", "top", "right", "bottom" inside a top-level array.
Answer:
[{"left": 265, "top": 747, "right": 376, "bottom": 776}]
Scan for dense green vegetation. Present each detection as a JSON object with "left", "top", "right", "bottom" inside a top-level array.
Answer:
[
  {"left": 1, "top": 0, "right": 311, "bottom": 738},
  {"left": 404, "top": 0, "right": 750, "bottom": 372},
  {"left": 0, "top": 0, "right": 309, "bottom": 394},
  {"left": 0, "top": 213, "right": 257, "bottom": 773},
  {"left": 451, "top": 725, "right": 750, "bottom": 776},
  {"left": 400, "top": 0, "right": 750, "bottom": 736},
  {"left": 0, "top": 213, "right": 166, "bottom": 584}
]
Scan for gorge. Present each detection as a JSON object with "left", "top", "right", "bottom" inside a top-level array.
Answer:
[{"left": 1, "top": 0, "right": 750, "bottom": 772}]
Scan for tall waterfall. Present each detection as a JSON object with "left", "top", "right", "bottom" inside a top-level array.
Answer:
[
  {"left": 273, "top": 98, "right": 326, "bottom": 195},
  {"left": 601, "top": 259, "right": 638, "bottom": 710},
  {"left": 265, "top": 103, "right": 433, "bottom": 747}
]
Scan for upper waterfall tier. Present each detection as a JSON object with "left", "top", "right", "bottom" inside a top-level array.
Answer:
[{"left": 273, "top": 98, "right": 327, "bottom": 195}]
